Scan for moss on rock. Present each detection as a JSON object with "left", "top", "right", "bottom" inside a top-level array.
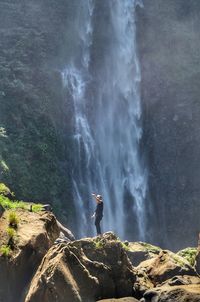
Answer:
[{"left": 177, "top": 248, "right": 198, "bottom": 267}]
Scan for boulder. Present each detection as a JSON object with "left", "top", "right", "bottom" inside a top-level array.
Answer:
[
  {"left": 133, "top": 269, "right": 154, "bottom": 298},
  {"left": 143, "top": 284, "right": 200, "bottom": 302},
  {"left": 160, "top": 275, "right": 200, "bottom": 287},
  {"left": 97, "top": 298, "right": 139, "bottom": 302},
  {"left": 0, "top": 210, "right": 60, "bottom": 302},
  {"left": 137, "top": 250, "right": 197, "bottom": 285},
  {"left": 126, "top": 242, "right": 161, "bottom": 267},
  {"left": 25, "top": 244, "right": 99, "bottom": 302},
  {"left": 25, "top": 232, "right": 137, "bottom": 302}
]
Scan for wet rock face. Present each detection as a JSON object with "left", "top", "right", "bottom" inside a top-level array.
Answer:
[{"left": 137, "top": 0, "right": 200, "bottom": 249}]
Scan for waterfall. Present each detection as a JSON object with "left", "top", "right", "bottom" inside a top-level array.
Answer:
[{"left": 62, "top": 0, "right": 148, "bottom": 240}]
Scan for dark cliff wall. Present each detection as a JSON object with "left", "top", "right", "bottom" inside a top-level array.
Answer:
[
  {"left": 0, "top": 1, "right": 74, "bottom": 223},
  {"left": 137, "top": 0, "right": 200, "bottom": 250}
]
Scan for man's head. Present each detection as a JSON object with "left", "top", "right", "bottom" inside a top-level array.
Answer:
[{"left": 97, "top": 194, "right": 103, "bottom": 202}]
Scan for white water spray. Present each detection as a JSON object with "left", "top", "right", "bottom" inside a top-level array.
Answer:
[{"left": 62, "top": 0, "right": 148, "bottom": 240}]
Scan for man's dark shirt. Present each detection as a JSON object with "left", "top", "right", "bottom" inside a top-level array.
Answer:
[{"left": 95, "top": 202, "right": 103, "bottom": 218}]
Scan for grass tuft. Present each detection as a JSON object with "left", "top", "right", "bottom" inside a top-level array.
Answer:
[
  {"left": 0, "top": 245, "right": 11, "bottom": 257},
  {"left": 8, "top": 211, "right": 19, "bottom": 228},
  {"left": 7, "top": 227, "right": 16, "bottom": 239}
]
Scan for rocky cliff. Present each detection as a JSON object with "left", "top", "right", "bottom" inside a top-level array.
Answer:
[
  {"left": 0, "top": 197, "right": 200, "bottom": 302},
  {"left": 0, "top": 209, "right": 59, "bottom": 302},
  {"left": 137, "top": 0, "right": 200, "bottom": 250},
  {"left": 0, "top": 0, "right": 74, "bottom": 224}
]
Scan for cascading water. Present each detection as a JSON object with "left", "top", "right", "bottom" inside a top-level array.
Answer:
[{"left": 62, "top": 0, "right": 148, "bottom": 240}]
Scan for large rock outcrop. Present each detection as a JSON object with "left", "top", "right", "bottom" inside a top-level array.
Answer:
[
  {"left": 25, "top": 233, "right": 136, "bottom": 302},
  {"left": 0, "top": 209, "right": 59, "bottom": 302},
  {"left": 0, "top": 217, "right": 199, "bottom": 302},
  {"left": 126, "top": 242, "right": 161, "bottom": 267},
  {"left": 137, "top": 250, "right": 196, "bottom": 285},
  {"left": 25, "top": 232, "right": 200, "bottom": 302}
]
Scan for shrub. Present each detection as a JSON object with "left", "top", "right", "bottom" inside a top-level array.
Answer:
[
  {"left": 0, "top": 183, "right": 12, "bottom": 197},
  {"left": 94, "top": 240, "right": 104, "bottom": 249},
  {"left": 8, "top": 211, "right": 19, "bottom": 228},
  {"left": 7, "top": 227, "right": 16, "bottom": 239},
  {"left": 0, "top": 245, "right": 11, "bottom": 257},
  {"left": 177, "top": 248, "right": 197, "bottom": 266},
  {"left": 31, "top": 204, "right": 43, "bottom": 212},
  {"left": 7, "top": 227, "right": 16, "bottom": 249}
]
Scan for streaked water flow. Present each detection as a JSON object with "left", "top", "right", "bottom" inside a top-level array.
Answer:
[{"left": 62, "top": 0, "right": 148, "bottom": 240}]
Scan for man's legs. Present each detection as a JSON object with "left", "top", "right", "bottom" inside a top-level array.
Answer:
[{"left": 95, "top": 216, "right": 102, "bottom": 235}]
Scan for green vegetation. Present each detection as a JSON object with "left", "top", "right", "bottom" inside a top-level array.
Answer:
[
  {"left": 121, "top": 242, "right": 130, "bottom": 251},
  {"left": 0, "top": 245, "right": 11, "bottom": 257},
  {"left": 94, "top": 236, "right": 130, "bottom": 251},
  {"left": 0, "top": 195, "right": 25, "bottom": 210},
  {"left": 138, "top": 242, "right": 161, "bottom": 254},
  {"left": 31, "top": 204, "right": 43, "bottom": 212},
  {"left": 6, "top": 227, "right": 16, "bottom": 249},
  {"left": 8, "top": 211, "right": 19, "bottom": 228},
  {"left": 93, "top": 237, "right": 104, "bottom": 249},
  {"left": 177, "top": 248, "right": 197, "bottom": 266},
  {"left": 94, "top": 240, "right": 104, "bottom": 249},
  {"left": 0, "top": 1, "right": 75, "bottom": 223},
  {"left": 7, "top": 227, "right": 16, "bottom": 239},
  {"left": 0, "top": 183, "right": 13, "bottom": 197},
  {"left": 0, "top": 183, "right": 43, "bottom": 257},
  {"left": 172, "top": 254, "right": 187, "bottom": 267},
  {"left": 0, "top": 183, "right": 43, "bottom": 213}
]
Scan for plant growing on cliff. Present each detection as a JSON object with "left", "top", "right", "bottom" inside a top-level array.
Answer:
[
  {"left": 8, "top": 211, "right": 19, "bottom": 228},
  {"left": 94, "top": 240, "right": 104, "bottom": 249},
  {"left": 177, "top": 248, "right": 197, "bottom": 266},
  {"left": 0, "top": 245, "right": 11, "bottom": 257},
  {"left": 31, "top": 204, "right": 43, "bottom": 212},
  {"left": 0, "top": 183, "right": 13, "bottom": 197},
  {"left": 7, "top": 227, "right": 16, "bottom": 239},
  {"left": 7, "top": 227, "right": 16, "bottom": 249},
  {"left": 139, "top": 242, "right": 161, "bottom": 254}
]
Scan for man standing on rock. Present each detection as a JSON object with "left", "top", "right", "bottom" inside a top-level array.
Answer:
[{"left": 91, "top": 193, "right": 104, "bottom": 236}]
